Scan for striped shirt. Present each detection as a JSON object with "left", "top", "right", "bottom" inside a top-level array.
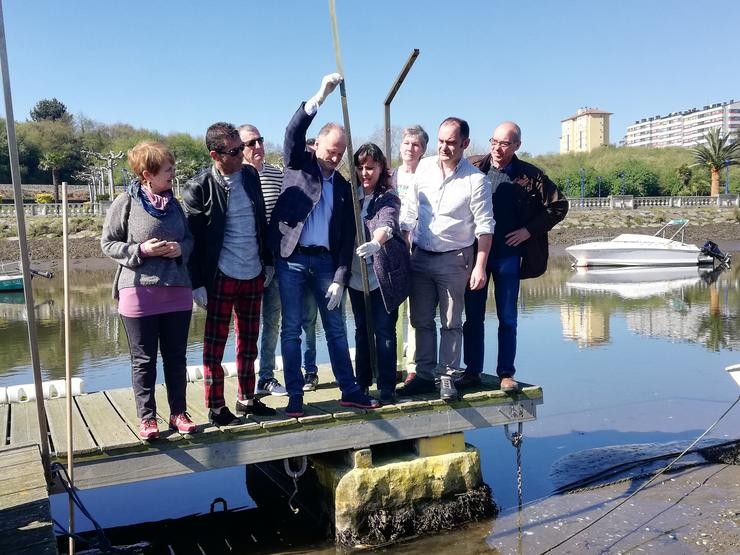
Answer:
[{"left": 259, "top": 162, "right": 283, "bottom": 222}]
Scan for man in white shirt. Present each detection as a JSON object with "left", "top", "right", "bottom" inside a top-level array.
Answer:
[{"left": 399, "top": 117, "right": 495, "bottom": 401}]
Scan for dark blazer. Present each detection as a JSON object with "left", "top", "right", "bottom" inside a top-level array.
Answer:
[
  {"left": 469, "top": 153, "right": 568, "bottom": 279},
  {"left": 362, "top": 189, "right": 411, "bottom": 313},
  {"left": 268, "top": 103, "right": 356, "bottom": 285},
  {"left": 182, "top": 164, "right": 270, "bottom": 292}
]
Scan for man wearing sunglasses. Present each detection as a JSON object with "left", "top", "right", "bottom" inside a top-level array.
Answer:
[
  {"left": 461, "top": 121, "right": 568, "bottom": 394},
  {"left": 182, "top": 122, "right": 276, "bottom": 426},
  {"left": 268, "top": 73, "right": 380, "bottom": 417}
]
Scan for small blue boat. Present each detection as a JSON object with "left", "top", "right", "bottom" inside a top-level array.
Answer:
[{"left": 0, "top": 274, "right": 23, "bottom": 291}]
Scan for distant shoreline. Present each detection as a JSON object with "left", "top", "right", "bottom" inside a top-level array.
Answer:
[{"left": 1, "top": 221, "right": 737, "bottom": 271}]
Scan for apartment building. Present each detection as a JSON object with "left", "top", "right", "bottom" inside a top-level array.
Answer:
[
  {"left": 560, "top": 107, "right": 612, "bottom": 154},
  {"left": 623, "top": 99, "right": 740, "bottom": 148}
]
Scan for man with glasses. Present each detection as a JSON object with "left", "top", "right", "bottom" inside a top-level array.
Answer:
[
  {"left": 183, "top": 122, "right": 276, "bottom": 426},
  {"left": 398, "top": 117, "right": 494, "bottom": 402},
  {"left": 461, "top": 121, "right": 568, "bottom": 393},
  {"left": 268, "top": 73, "right": 379, "bottom": 417},
  {"left": 239, "top": 124, "right": 323, "bottom": 398}
]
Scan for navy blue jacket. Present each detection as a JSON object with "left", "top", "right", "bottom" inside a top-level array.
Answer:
[{"left": 268, "top": 103, "right": 356, "bottom": 285}]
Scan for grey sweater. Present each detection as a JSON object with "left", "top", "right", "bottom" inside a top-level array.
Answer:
[{"left": 101, "top": 193, "right": 194, "bottom": 299}]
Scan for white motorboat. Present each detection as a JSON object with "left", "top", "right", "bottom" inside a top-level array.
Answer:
[{"left": 565, "top": 219, "right": 715, "bottom": 267}]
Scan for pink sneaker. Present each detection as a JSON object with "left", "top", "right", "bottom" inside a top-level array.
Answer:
[
  {"left": 169, "top": 412, "right": 197, "bottom": 434},
  {"left": 139, "top": 418, "right": 159, "bottom": 440}
]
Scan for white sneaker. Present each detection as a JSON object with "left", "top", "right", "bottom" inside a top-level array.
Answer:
[{"left": 256, "top": 377, "right": 288, "bottom": 396}]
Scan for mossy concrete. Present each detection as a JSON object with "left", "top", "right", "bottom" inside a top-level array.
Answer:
[{"left": 310, "top": 438, "right": 496, "bottom": 546}]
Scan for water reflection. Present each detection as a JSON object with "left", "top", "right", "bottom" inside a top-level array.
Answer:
[{"left": 0, "top": 258, "right": 737, "bottom": 390}]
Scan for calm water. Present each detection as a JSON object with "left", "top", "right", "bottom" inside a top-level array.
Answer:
[{"left": 2, "top": 255, "right": 739, "bottom": 551}]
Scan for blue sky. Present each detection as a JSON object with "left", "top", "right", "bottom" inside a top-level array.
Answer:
[{"left": 3, "top": 0, "right": 739, "bottom": 156}]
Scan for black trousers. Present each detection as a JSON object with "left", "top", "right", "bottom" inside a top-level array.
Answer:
[{"left": 120, "top": 310, "right": 192, "bottom": 419}]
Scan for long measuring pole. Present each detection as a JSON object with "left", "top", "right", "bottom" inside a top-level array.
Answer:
[
  {"left": 383, "top": 49, "right": 420, "bottom": 164},
  {"left": 328, "top": 0, "right": 378, "bottom": 381},
  {"left": 0, "top": 0, "right": 52, "bottom": 480},
  {"left": 62, "top": 182, "right": 75, "bottom": 554}
]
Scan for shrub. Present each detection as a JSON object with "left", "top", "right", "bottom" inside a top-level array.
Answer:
[
  {"left": 35, "top": 193, "right": 54, "bottom": 204},
  {"left": 97, "top": 194, "right": 110, "bottom": 201}
]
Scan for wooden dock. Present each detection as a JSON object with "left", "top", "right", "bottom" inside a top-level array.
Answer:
[
  {"left": 1, "top": 366, "right": 543, "bottom": 493},
  {"left": 0, "top": 444, "right": 57, "bottom": 554}
]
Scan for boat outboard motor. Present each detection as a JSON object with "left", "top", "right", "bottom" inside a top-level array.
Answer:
[{"left": 701, "top": 241, "right": 732, "bottom": 266}]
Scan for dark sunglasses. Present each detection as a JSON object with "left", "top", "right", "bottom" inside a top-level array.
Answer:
[
  {"left": 244, "top": 136, "right": 265, "bottom": 148},
  {"left": 217, "top": 143, "right": 245, "bottom": 157}
]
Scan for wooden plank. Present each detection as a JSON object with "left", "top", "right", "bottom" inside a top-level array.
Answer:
[
  {"left": 68, "top": 398, "right": 540, "bottom": 490},
  {"left": 105, "top": 387, "right": 147, "bottom": 445},
  {"left": 44, "top": 396, "right": 98, "bottom": 456},
  {"left": 0, "top": 445, "right": 56, "bottom": 555},
  {"left": 8, "top": 402, "right": 42, "bottom": 447},
  {"left": 76, "top": 392, "right": 140, "bottom": 451},
  {"left": 0, "top": 403, "right": 8, "bottom": 446}
]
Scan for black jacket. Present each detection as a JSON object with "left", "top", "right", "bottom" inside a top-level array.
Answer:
[
  {"left": 182, "top": 164, "right": 270, "bottom": 292},
  {"left": 469, "top": 154, "right": 568, "bottom": 279}
]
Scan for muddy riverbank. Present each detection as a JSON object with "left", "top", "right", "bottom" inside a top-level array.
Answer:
[{"left": 1, "top": 222, "right": 738, "bottom": 265}]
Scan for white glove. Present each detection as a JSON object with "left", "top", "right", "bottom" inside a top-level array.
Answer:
[
  {"left": 311, "top": 73, "right": 342, "bottom": 106},
  {"left": 264, "top": 266, "right": 275, "bottom": 288},
  {"left": 356, "top": 239, "right": 381, "bottom": 260},
  {"left": 192, "top": 286, "right": 208, "bottom": 309},
  {"left": 325, "top": 282, "right": 344, "bottom": 311}
]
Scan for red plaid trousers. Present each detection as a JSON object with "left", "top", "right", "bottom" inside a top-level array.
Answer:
[{"left": 203, "top": 270, "right": 264, "bottom": 408}]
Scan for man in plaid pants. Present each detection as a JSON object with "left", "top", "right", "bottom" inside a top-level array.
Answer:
[{"left": 183, "top": 122, "right": 276, "bottom": 426}]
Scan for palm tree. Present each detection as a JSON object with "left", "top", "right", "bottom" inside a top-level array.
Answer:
[{"left": 690, "top": 127, "right": 740, "bottom": 196}]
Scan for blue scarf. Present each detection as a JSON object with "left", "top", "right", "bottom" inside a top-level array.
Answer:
[{"left": 127, "top": 180, "right": 170, "bottom": 218}]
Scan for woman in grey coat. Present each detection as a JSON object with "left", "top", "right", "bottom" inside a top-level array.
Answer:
[{"left": 101, "top": 141, "right": 195, "bottom": 440}]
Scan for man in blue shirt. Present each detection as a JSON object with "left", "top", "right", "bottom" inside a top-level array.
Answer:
[{"left": 268, "top": 74, "right": 380, "bottom": 417}]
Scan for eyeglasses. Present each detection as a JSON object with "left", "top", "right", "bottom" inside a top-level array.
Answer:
[
  {"left": 244, "top": 136, "right": 264, "bottom": 148},
  {"left": 217, "top": 143, "right": 245, "bottom": 157},
  {"left": 489, "top": 138, "right": 517, "bottom": 148}
]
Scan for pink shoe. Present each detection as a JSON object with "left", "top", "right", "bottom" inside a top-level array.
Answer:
[
  {"left": 139, "top": 418, "right": 160, "bottom": 440},
  {"left": 169, "top": 412, "right": 197, "bottom": 434}
]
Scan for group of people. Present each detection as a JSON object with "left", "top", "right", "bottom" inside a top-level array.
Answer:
[{"left": 102, "top": 73, "right": 568, "bottom": 440}]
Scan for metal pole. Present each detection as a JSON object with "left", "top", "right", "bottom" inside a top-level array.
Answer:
[
  {"left": 383, "top": 49, "right": 420, "bottom": 164},
  {"left": 579, "top": 167, "right": 585, "bottom": 200},
  {"left": 328, "top": 0, "right": 378, "bottom": 381},
  {"left": 62, "top": 181, "right": 75, "bottom": 554},
  {"left": 0, "top": 0, "right": 52, "bottom": 480}
]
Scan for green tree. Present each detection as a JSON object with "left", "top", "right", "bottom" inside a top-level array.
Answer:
[
  {"left": 30, "top": 97, "right": 72, "bottom": 123},
  {"left": 22, "top": 119, "right": 80, "bottom": 202},
  {"left": 690, "top": 127, "right": 740, "bottom": 196}
]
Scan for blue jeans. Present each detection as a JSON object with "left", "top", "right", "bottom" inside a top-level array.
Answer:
[
  {"left": 258, "top": 276, "right": 281, "bottom": 381},
  {"left": 463, "top": 255, "right": 520, "bottom": 377},
  {"left": 258, "top": 277, "right": 319, "bottom": 380},
  {"left": 348, "top": 287, "right": 398, "bottom": 395},
  {"left": 302, "top": 292, "right": 318, "bottom": 374},
  {"left": 276, "top": 252, "right": 358, "bottom": 397}
]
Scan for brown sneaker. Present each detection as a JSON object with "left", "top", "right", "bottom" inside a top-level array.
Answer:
[{"left": 500, "top": 377, "right": 520, "bottom": 393}]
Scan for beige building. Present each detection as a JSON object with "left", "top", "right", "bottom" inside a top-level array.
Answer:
[
  {"left": 560, "top": 107, "right": 612, "bottom": 154},
  {"left": 623, "top": 99, "right": 740, "bottom": 148}
]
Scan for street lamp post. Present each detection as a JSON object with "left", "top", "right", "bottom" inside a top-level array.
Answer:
[
  {"left": 619, "top": 171, "right": 626, "bottom": 195},
  {"left": 579, "top": 167, "right": 586, "bottom": 200},
  {"left": 597, "top": 176, "right": 602, "bottom": 197}
]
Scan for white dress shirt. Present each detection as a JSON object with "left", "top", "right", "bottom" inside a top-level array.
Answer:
[{"left": 401, "top": 156, "right": 494, "bottom": 252}]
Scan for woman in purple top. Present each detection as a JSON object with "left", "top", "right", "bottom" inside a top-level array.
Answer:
[{"left": 101, "top": 141, "right": 195, "bottom": 440}]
